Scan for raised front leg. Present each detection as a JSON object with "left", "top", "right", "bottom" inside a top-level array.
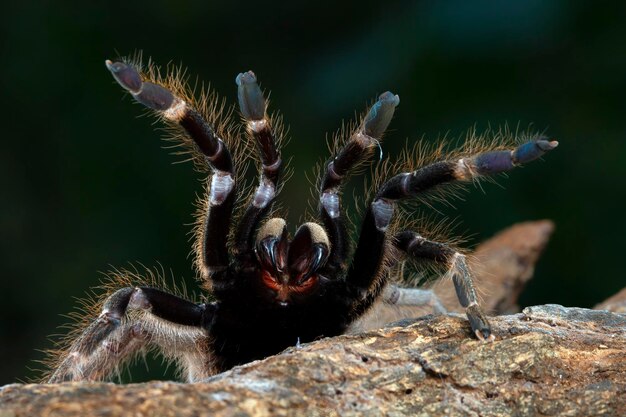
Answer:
[
  {"left": 105, "top": 60, "right": 237, "bottom": 284},
  {"left": 319, "top": 92, "right": 400, "bottom": 275},
  {"left": 232, "top": 71, "right": 284, "bottom": 265}
]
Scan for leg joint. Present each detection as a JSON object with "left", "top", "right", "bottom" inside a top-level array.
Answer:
[
  {"left": 371, "top": 199, "right": 394, "bottom": 231},
  {"left": 321, "top": 191, "right": 340, "bottom": 218},
  {"left": 209, "top": 172, "right": 235, "bottom": 205}
]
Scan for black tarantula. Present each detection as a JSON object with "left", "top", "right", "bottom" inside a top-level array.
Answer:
[{"left": 46, "top": 57, "right": 558, "bottom": 383}]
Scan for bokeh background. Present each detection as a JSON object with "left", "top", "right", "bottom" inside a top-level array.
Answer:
[{"left": 1, "top": 1, "right": 624, "bottom": 384}]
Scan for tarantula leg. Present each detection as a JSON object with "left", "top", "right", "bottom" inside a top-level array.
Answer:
[
  {"left": 394, "top": 231, "right": 493, "bottom": 340},
  {"left": 457, "top": 139, "right": 559, "bottom": 178},
  {"left": 319, "top": 92, "right": 400, "bottom": 274},
  {"left": 49, "top": 321, "right": 148, "bottom": 383},
  {"left": 382, "top": 285, "right": 446, "bottom": 314},
  {"left": 344, "top": 199, "right": 392, "bottom": 316},
  {"left": 105, "top": 60, "right": 236, "bottom": 279},
  {"left": 233, "top": 71, "right": 284, "bottom": 261},
  {"left": 375, "top": 138, "right": 559, "bottom": 201},
  {"left": 49, "top": 287, "right": 210, "bottom": 382},
  {"left": 347, "top": 138, "right": 557, "bottom": 326}
]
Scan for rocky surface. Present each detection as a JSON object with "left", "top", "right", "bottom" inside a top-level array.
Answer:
[
  {"left": 2, "top": 305, "right": 625, "bottom": 417},
  {"left": 595, "top": 287, "right": 626, "bottom": 314}
]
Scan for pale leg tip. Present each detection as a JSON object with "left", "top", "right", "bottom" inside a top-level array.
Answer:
[{"left": 475, "top": 328, "right": 496, "bottom": 342}]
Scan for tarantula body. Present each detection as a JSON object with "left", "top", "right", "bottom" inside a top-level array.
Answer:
[{"left": 46, "top": 58, "right": 558, "bottom": 383}]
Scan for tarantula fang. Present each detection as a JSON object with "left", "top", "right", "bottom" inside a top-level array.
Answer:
[{"left": 45, "top": 58, "right": 557, "bottom": 383}]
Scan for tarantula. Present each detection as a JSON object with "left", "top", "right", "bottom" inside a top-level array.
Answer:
[{"left": 46, "top": 57, "right": 557, "bottom": 383}]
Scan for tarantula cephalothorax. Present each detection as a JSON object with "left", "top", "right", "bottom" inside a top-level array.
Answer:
[{"left": 46, "top": 58, "right": 557, "bottom": 383}]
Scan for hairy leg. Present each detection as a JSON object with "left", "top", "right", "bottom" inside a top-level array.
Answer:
[
  {"left": 105, "top": 60, "right": 236, "bottom": 283},
  {"left": 48, "top": 287, "right": 212, "bottom": 382},
  {"left": 393, "top": 231, "right": 492, "bottom": 340},
  {"left": 382, "top": 285, "right": 446, "bottom": 314},
  {"left": 319, "top": 92, "right": 399, "bottom": 275},
  {"left": 231, "top": 71, "right": 284, "bottom": 265},
  {"left": 347, "top": 285, "right": 446, "bottom": 333},
  {"left": 346, "top": 138, "right": 558, "bottom": 333}
]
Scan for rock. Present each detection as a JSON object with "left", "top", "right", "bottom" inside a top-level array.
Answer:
[
  {"left": 2, "top": 305, "right": 624, "bottom": 417},
  {"left": 595, "top": 287, "right": 626, "bottom": 314}
]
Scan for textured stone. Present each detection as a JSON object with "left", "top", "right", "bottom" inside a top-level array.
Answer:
[
  {"left": 2, "top": 305, "right": 624, "bottom": 417},
  {"left": 595, "top": 287, "right": 626, "bottom": 313}
]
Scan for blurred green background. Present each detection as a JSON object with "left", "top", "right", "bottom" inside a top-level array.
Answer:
[{"left": 1, "top": 1, "right": 625, "bottom": 384}]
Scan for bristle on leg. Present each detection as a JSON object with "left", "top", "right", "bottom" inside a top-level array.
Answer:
[
  {"left": 48, "top": 286, "right": 210, "bottom": 382},
  {"left": 233, "top": 70, "right": 284, "bottom": 259},
  {"left": 455, "top": 138, "right": 559, "bottom": 179},
  {"left": 319, "top": 91, "right": 399, "bottom": 277},
  {"left": 105, "top": 58, "right": 238, "bottom": 280}
]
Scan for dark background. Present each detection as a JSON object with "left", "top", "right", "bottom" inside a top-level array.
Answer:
[{"left": 1, "top": 1, "right": 624, "bottom": 384}]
